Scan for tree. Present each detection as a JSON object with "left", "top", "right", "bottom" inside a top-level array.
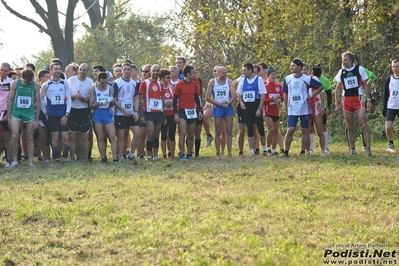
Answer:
[
  {"left": 0, "top": 0, "right": 115, "bottom": 68},
  {"left": 74, "top": 2, "right": 178, "bottom": 71}
]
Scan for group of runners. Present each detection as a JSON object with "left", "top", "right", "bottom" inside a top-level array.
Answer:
[{"left": 1, "top": 50, "right": 398, "bottom": 167}]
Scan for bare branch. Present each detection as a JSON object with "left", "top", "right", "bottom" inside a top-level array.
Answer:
[{"left": 0, "top": 0, "right": 49, "bottom": 34}]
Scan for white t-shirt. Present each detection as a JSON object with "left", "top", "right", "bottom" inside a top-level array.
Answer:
[{"left": 67, "top": 76, "right": 93, "bottom": 109}]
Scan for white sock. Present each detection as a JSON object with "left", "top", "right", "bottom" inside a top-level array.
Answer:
[
  {"left": 309, "top": 133, "right": 314, "bottom": 150},
  {"left": 262, "top": 145, "right": 267, "bottom": 152},
  {"left": 250, "top": 149, "right": 255, "bottom": 155},
  {"left": 324, "top": 131, "right": 329, "bottom": 149}
]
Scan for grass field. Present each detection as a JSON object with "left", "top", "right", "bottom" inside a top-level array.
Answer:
[{"left": 1, "top": 137, "right": 398, "bottom": 265}]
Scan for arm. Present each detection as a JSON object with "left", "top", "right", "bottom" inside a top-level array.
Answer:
[
  {"left": 195, "top": 93, "right": 203, "bottom": 120},
  {"left": 335, "top": 83, "right": 342, "bottom": 113},
  {"left": 64, "top": 82, "right": 72, "bottom": 114},
  {"left": 33, "top": 82, "right": 41, "bottom": 127},
  {"left": 228, "top": 79, "right": 236, "bottom": 106},
  {"left": 382, "top": 77, "right": 390, "bottom": 117},
  {"left": 133, "top": 95, "right": 140, "bottom": 121},
  {"left": 173, "top": 94, "right": 180, "bottom": 123},
  {"left": 7, "top": 80, "right": 17, "bottom": 126},
  {"left": 363, "top": 80, "right": 372, "bottom": 111},
  {"left": 205, "top": 79, "right": 219, "bottom": 106},
  {"left": 89, "top": 87, "right": 100, "bottom": 109}
]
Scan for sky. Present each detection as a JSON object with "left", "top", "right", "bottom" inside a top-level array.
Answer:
[{"left": 0, "top": 0, "right": 177, "bottom": 67}]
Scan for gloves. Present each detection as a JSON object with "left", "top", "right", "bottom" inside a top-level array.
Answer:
[
  {"left": 108, "top": 97, "right": 114, "bottom": 103},
  {"left": 100, "top": 100, "right": 108, "bottom": 106},
  {"left": 382, "top": 109, "right": 387, "bottom": 118}
]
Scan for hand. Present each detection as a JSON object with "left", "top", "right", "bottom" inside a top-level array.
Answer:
[
  {"left": 198, "top": 111, "right": 203, "bottom": 121},
  {"left": 335, "top": 104, "right": 342, "bottom": 114},
  {"left": 366, "top": 101, "right": 372, "bottom": 112},
  {"left": 8, "top": 117, "right": 12, "bottom": 128},
  {"left": 325, "top": 108, "right": 330, "bottom": 115},
  {"left": 123, "top": 109, "right": 132, "bottom": 117},
  {"left": 140, "top": 116, "right": 145, "bottom": 124},
  {"left": 60, "top": 116, "right": 68, "bottom": 126},
  {"left": 32, "top": 120, "right": 39, "bottom": 130},
  {"left": 174, "top": 113, "right": 180, "bottom": 124},
  {"left": 133, "top": 112, "right": 139, "bottom": 122},
  {"left": 77, "top": 91, "right": 82, "bottom": 101},
  {"left": 240, "top": 102, "right": 246, "bottom": 110},
  {"left": 255, "top": 108, "right": 261, "bottom": 117},
  {"left": 382, "top": 110, "right": 387, "bottom": 118},
  {"left": 320, "top": 106, "right": 325, "bottom": 115},
  {"left": 100, "top": 100, "right": 108, "bottom": 106}
]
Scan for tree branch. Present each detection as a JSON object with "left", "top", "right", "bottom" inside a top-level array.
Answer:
[{"left": 0, "top": 0, "right": 49, "bottom": 34}]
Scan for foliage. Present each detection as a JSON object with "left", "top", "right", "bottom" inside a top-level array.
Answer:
[
  {"left": 31, "top": 49, "right": 55, "bottom": 70},
  {"left": 74, "top": 1, "right": 179, "bottom": 71},
  {"left": 177, "top": 0, "right": 399, "bottom": 141}
]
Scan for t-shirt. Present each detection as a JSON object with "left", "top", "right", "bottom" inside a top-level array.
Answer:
[
  {"left": 139, "top": 79, "right": 163, "bottom": 112},
  {"left": 0, "top": 77, "right": 13, "bottom": 110},
  {"left": 67, "top": 76, "right": 93, "bottom": 109},
  {"left": 174, "top": 79, "right": 200, "bottom": 109}
]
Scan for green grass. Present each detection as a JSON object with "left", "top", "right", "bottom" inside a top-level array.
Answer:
[{"left": 1, "top": 138, "right": 398, "bottom": 265}]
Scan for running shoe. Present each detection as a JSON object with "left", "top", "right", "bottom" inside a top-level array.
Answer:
[{"left": 205, "top": 135, "right": 214, "bottom": 147}]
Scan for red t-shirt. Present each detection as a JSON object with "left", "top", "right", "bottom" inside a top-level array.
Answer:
[
  {"left": 174, "top": 79, "right": 200, "bottom": 109},
  {"left": 139, "top": 79, "right": 163, "bottom": 112},
  {"left": 263, "top": 81, "right": 284, "bottom": 116}
]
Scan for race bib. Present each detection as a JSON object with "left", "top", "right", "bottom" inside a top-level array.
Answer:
[
  {"left": 391, "top": 88, "right": 399, "bottom": 98},
  {"left": 123, "top": 100, "right": 133, "bottom": 111},
  {"left": 214, "top": 88, "right": 229, "bottom": 102},
  {"left": 149, "top": 98, "right": 163, "bottom": 110},
  {"left": 50, "top": 91, "right": 65, "bottom": 105},
  {"left": 185, "top": 108, "right": 197, "bottom": 119},
  {"left": 97, "top": 96, "right": 109, "bottom": 108},
  {"left": 290, "top": 94, "right": 304, "bottom": 105},
  {"left": 243, "top": 91, "right": 255, "bottom": 102},
  {"left": 343, "top": 76, "right": 359, "bottom": 89},
  {"left": 269, "top": 93, "right": 279, "bottom": 105},
  {"left": 17, "top": 96, "right": 31, "bottom": 108}
]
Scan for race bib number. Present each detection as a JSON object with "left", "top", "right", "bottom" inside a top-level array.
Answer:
[
  {"left": 149, "top": 98, "right": 163, "bottom": 110},
  {"left": 290, "top": 94, "right": 303, "bottom": 105},
  {"left": 50, "top": 92, "right": 65, "bottom": 105},
  {"left": 243, "top": 91, "right": 255, "bottom": 102},
  {"left": 269, "top": 93, "right": 279, "bottom": 105},
  {"left": 215, "top": 88, "right": 228, "bottom": 102},
  {"left": 391, "top": 88, "right": 399, "bottom": 98},
  {"left": 343, "top": 76, "right": 359, "bottom": 89},
  {"left": 185, "top": 108, "right": 197, "bottom": 119},
  {"left": 17, "top": 96, "right": 31, "bottom": 108},
  {"left": 97, "top": 96, "right": 109, "bottom": 108},
  {"left": 123, "top": 100, "right": 133, "bottom": 111}
]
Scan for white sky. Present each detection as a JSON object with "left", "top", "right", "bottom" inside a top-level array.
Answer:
[{"left": 0, "top": 0, "right": 177, "bottom": 67}]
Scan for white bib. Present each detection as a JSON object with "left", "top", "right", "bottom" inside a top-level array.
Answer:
[
  {"left": 17, "top": 96, "right": 31, "bottom": 108},
  {"left": 391, "top": 88, "right": 399, "bottom": 99},
  {"left": 149, "top": 98, "right": 162, "bottom": 110},
  {"left": 343, "top": 76, "right": 359, "bottom": 89},
  {"left": 122, "top": 100, "right": 133, "bottom": 112},
  {"left": 185, "top": 108, "right": 197, "bottom": 119},
  {"left": 50, "top": 91, "right": 65, "bottom": 105},
  {"left": 289, "top": 93, "right": 304, "bottom": 105},
  {"left": 243, "top": 91, "right": 255, "bottom": 102},
  {"left": 269, "top": 93, "right": 279, "bottom": 105}
]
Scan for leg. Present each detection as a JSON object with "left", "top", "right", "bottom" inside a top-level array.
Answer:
[
  {"left": 344, "top": 111, "right": 356, "bottom": 150},
  {"left": 146, "top": 120, "right": 155, "bottom": 157},
  {"left": 356, "top": 108, "right": 371, "bottom": 149},
  {"left": 24, "top": 120, "right": 36, "bottom": 165},
  {"left": 221, "top": 119, "right": 226, "bottom": 153},
  {"left": 104, "top": 123, "right": 118, "bottom": 160},
  {"left": 224, "top": 115, "right": 233, "bottom": 156},
  {"left": 10, "top": 118, "right": 21, "bottom": 164},
  {"left": 94, "top": 123, "right": 107, "bottom": 160},
  {"left": 69, "top": 131, "right": 77, "bottom": 160},
  {"left": 214, "top": 117, "right": 222, "bottom": 154},
  {"left": 178, "top": 119, "right": 188, "bottom": 156}
]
